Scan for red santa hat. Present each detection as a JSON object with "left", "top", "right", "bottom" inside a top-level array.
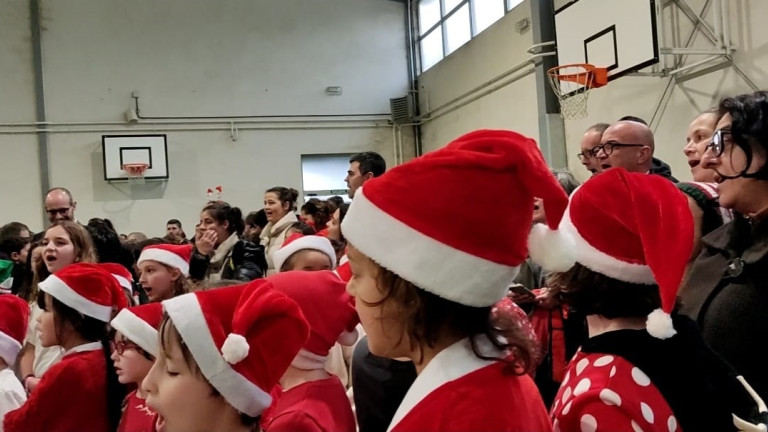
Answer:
[
  {"left": 341, "top": 129, "right": 569, "bottom": 307},
  {"left": 99, "top": 263, "right": 134, "bottom": 292},
  {"left": 138, "top": 243, "right": 192, "bottom": 276},
  {"left": 273, "top": 233, "right": 337, "bottom": 272},
  {"left": 0, "top": 295, "right": 30, "bottom": 365},
  {"left": 268, "top": 271, "right": 359, "bottom": 370},
  {"left": 529, "top": 168, "right": 694, "bottom": 339},
  {"left": 38, "top": 262, "right": 128, "bottom": 322},
  {"left": 111, "top": 303, "right": 163, "bottom": 357},
  {"left": 161, "top": 280, "right": 309, "bottom": 417}
]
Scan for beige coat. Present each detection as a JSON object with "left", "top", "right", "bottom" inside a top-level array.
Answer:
[{"left": 260, "top": 212, "right": 298, "bottom": 275}]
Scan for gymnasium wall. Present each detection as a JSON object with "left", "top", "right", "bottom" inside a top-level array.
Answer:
[
  {"left": 0, "top": 0, "right": 410, "bottom": 234},
  {"left": 418, "top": 0, "right": 768, "bottom": 183}
]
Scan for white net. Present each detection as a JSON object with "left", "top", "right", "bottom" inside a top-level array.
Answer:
[
  {"left": 547, "top": 65, "right": 596, "bottom": 120},
  {"left": 123, "top": 164, "right": 147, "bottom": 185}
]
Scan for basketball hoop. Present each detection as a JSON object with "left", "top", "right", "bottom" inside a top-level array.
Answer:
[
  {"left": 547, "top": 64, "right": 608, "bottom": 120},
  {"left": 122, "top": 163, "right": 148, "bottom": 185}
]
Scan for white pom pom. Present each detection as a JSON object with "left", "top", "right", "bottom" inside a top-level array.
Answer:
[
  {"left": 337, "top": 329, "right": 359, "bottom": 347},
  {"left": 527, "top": 224, "right": 577, "bottom": 272},
  {"left": 221, "top": 333, "right": 250, "bottom": 364},
  {"left": 646, "top": 308, "right": 676, "bottom": 339}
]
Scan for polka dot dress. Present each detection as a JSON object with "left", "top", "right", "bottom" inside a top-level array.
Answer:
[{"left": 551, "top": 351, "right": 680, "bottom": 432}]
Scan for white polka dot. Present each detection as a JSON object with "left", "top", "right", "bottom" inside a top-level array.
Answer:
[
  {"left": 563, "top": 370, "right": 571, "bottom": 385},
  {"left": 610, "top": 366, "right": 617, "bottom": 377},
  {"left": 631, "top": 420, "right": 645, "bottom": 432},
  {"left": 599, "top": 388, "right": 622, "bottom": 406},
  {"left": 632, "top": 367, "right": 651, "bottom": 386},
  {"left": 667, "top": 416, "right": 677, "bottom": 432},
  {"left": 553, "top": 419, "right": 561, "bottom": 432},
  {"left": 561, "top": 386, "right": 572, "bottom": 404},
  {"left": 641, "top": 402, "right": 655, "bottom": 424},
  {"left": 562, "top": 401, "right": 573, "bottom": 415},
  {"left": 552, "top": 398, "right": 559, "bottom": 411},
  {"left": 580, "top": 414, "right": 598, "bottom": 432},
  {"left": 574, "top": 378, "right": 591, "bottom": 396},
  {"left": 576, "top": 358, "right": 590, "bottom": 375},
  {"left": 593, "top": 355, "right": 614, "bottom": 367}
]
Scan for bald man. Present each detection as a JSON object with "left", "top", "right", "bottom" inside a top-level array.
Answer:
[
  {"left": 595, "top": 121, "right": 677, "bottom": 181},
  {"left": 44, "top": 187, "right": 77, "bottom": 224}
]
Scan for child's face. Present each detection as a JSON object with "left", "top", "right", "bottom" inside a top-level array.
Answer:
[
  {"left": 36, "top": 294, "right": 59, "bottom": 347},
  {"left": 345, "top": 245, "right": 409, "bottom": 359},
  {"left": 43, "top": 226, "right": 76, "bottom": 274},
  {"left": 138, "top": 261, "right": 179, "bottom": 303},
  {"left": 326, "top": 209, "right": 341, "bottom": 241},
  {"left": 143, "top": 327, "right": 232, "bottom": 432},
  {"left": 111, "top": 332, "right": 154, "bottom": 386},
  {"left": 288, "top": 250, "right": 332, "bottom": 272}
]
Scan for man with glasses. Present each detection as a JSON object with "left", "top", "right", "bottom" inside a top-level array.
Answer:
[
  {"left": 593, "top": 120, "right": 678, "bottom": 182},
  {"left": 44, "top": 187, "right": 77, "bottom": 224},
  {"left": 576, "top": 123, "right": 609, "bottom": 176}
]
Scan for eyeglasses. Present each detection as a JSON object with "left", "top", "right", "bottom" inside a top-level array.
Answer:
[
  {"left": 110, "top": 340, "right": 140, "bottom": 355},
  {"left": 706, "top": 128, "right": 731, "bottom": 157},
  {"left": 576, "top": 151, "right": 595, "bottom": 162},
  {"left": 591, "top": 141, "right": 647, "bottom": 156},
  {"left": 45, "top": 207, "right": 70, "bottom": 216}
]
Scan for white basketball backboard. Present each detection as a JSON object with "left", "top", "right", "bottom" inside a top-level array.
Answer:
[
  {"left": 102, "top": 135, "right": 169, "bottom": 181},
  {"left": 554, "top": 0, "right": 659, "bottom": 80}
]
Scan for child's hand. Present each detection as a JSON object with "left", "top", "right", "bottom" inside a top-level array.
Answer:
[{"left": 25, "top": 376, "right": 41, "bottom": 394}]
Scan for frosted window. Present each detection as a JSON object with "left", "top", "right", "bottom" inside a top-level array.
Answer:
[
  {"left": 474, "top": 0, "right": 505, "bottom": 35},
  {"left": 421, "top": 29, "right": 444, "bottom": 71},
  {"left": 419, "top": 0, "right": 441, "bottom": 34},
  {"left": 301, "top": 155, "right": 351, "bottom": 195},
  {"left": 445, "top": 4, "right": 471, "bottom": 55},
  {"left": 443, "top": 0, "right": 464, "bottom": 15}
]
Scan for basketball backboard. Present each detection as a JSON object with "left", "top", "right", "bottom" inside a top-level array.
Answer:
[
  {"left": 102, "top": 134, "right": 169, "bottom": 181},
  {"left": 554, "top": 0, "right": 659, "bottom": 81}
]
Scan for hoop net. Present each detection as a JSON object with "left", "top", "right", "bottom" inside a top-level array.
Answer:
[
  {"left": 122, "top": 163, "right": 148, "bottom": 185},
  {"left": 547, "top": 64, "right": 608, "bottom": 120}
]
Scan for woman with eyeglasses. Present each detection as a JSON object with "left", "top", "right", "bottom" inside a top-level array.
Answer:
[{"left": 678, "top": 90, "right": 768, "bottom": 401}]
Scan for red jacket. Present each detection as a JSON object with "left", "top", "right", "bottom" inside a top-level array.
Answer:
[{"left": 263, "top": 376, "right": 355, "bottom": 432}]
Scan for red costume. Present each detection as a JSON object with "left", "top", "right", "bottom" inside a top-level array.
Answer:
[
  {"left": 263, "top": 376, "right": 355, "bottom": 432},
  {"left": 117, "top": 390, "right": 157, "bottom": 432}
]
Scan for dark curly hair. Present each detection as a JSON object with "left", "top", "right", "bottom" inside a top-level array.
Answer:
[{"left": 717, "top": 90, "right": 768, "bottom": 180}]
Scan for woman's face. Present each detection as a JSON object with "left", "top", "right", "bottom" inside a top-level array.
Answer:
[
  {"left": 264, "top": 193, "right": 289, "bottom": 224},
  {"left": 138, "top": 261, "right": 180, "bottom": 303},
  {"left": 684, "top": 112, "right": 718, "bottom": 182},
  {"left": 702, "top": 113, "right": 768, "bottom": 213},
  {"left": 111, "top": 332, "right": 154, "bottom": 386},
  {"left": 198, "top": 211, "right": 229, "bottom": 246},
  {"left": 43, "top": 225, "right": 76, "bottom": 274},
  {"left": 36, "top": 294, "right": 59, "bottom": 347},
  {"left": 326, "top": 209, "right": 341, "bottom": 241},
  {"left": 345, "top": 245, "right": 408, "bottom": 359}
]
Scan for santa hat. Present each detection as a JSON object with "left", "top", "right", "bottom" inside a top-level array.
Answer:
[
  {"left": 0, "top": 295, "right": 30, "bottom": 365},
  {"left": 111, "top": 303, "right": 163, "bottom": 357},
  {"left": 268, "top": 271, "right": 359, "bottom": 370},
  {"left": 99, "top": 263, "right": 134, "bottom": 293},
  {"left": 529, "top": 168, "right": 694, "bottom": 339},
  {"left": 38, "top": 262, "right": 128, "bottom": 322},
  {"left": 161, "top": 280, "right": 309, "bottom": 417},
  {"left": 273, "top": 233, "right": 337, "bottom": 272},
  {"left": 341, "top": 129, "right": 569, "bottom": 307},
  {"left": 138, "top": 244, "right": 192, "bottom": 276}
]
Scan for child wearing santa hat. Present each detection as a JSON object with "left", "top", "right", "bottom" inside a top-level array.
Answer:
[
  {"left": 529, "top": 168, "right": 767, "bottom": 432},
  {"left": 101, "top": 262, "right": 139, "bottom": 306},
  {"left": 273, "top": 233, "right": 337, "bottom": 273},
  {"left": 0, "top": 295, "right": 29, "bottom": 428},
  {"left": 137, "top": 244, "right": 192, "bottom": 303},
  {"left": 261, "top": 271, "right": 358, "bottom": 432},
  {"left": 142, "top": 278, "right": 310, "bottom": 432},
  {"left": 342, "top": 129, "right": 558, "bottom": 432},
  {"left": 4, "top": 263, "right": 128, "bottom": 432},
  {"left": 110, "top": 303, "right": 163, "bottom": 432}
]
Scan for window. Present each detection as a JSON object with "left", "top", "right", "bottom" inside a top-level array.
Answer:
[
  {"left": 416, "top": 0, "right": 521, "bottom": 73},
  {"left": 301, "top": 155, "right": 352, "bottom": 202}
]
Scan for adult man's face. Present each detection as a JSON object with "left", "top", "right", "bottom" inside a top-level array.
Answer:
[
  {"left": 45, "top": 190, "right": 75, "bottom": 223},
  {"left": 579, "top": 130, "right": 603, "bottom": 175},
  {"left": 166, "top": 224, "right": 181, "bottom": 237},
  {"left": 596, "top": 123, "right": 651, "bottom": 173},
  {"left": 345, "top": 161, "right": 372, "bottom": 199}
]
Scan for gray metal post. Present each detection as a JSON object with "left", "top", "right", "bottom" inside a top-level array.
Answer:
[
  {"left": 31, "top": 0, "right": 51, "bottom": 227},
  {"left": 531, "top": 0, "right": 567, "bottom": 168}
]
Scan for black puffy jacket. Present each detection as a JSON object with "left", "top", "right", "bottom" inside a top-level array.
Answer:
[{"left": 189, "top": 239, "right": 267, "bottom": 283}]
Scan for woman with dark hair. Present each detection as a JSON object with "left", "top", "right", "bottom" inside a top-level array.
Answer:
[
  {"left": 189, "top": 201, "right": 266, "bottom": 283},
  {"left": 679, "top": 90, "right": 768, "bottom": 402},
  {"left": 261, "top": 187, "right": 299, "bottom": 275},
  {"left": 243, "top": 209, "right": 267, "bottom": 243},
  {"left": 300, "top": 198, "right": 332, "bottom": 236}
]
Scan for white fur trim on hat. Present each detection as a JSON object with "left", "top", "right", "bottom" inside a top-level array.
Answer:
[
  {"left": 138, "top": 249, "right": 189, "bottom": 276},
  {"left": 291, "top": 348, "right": 327, "bottom": 370},
  {"left": 559, "top": 209, "right": 656, "bottom": 285},
  {"left": 273, "top": 236, "right": 337, "bottom": 273},
  {"left": 528, "top": 223, "right": 577, "bottom": 272},
  {"left": 39, "top": 275, "right": 113, "bottom": 322},
  {"left": 163, "top": 294, "right": 271, "bottom": 417},
  {"left": 342, "top": 188, "right": 519, "bottom": 307},
  {"left": 0, "top": 331, "right": 22, "bottom": 365},
  {"left": 646, "top": 308, "right": 676, "bottom": 339},
  {"left": 111, "top": 309, "right": 159, "bottom": 357},
  {"left": 112, "top": 274, "right": 132, "bottom": 291},
  {"left": 221, "top": 333, "right": 249, "bottom": 364}
]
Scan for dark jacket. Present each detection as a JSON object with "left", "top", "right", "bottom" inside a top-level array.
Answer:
[
  {"left": 189, "top": 239, "right": 267, "bottom": 283},
  {"left": 679, "top": 216, "right": 768, "bottom": 400},
  {"left": 650, "top": 157, "right": 679, "bottom": 182}
]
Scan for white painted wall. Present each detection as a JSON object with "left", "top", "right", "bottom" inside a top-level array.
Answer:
[
  {"left": 417, "top": 0, "right": 768, "bottom": 183},
  {"left": 0, "top": 0, "right": 409, "bottom": 234}
]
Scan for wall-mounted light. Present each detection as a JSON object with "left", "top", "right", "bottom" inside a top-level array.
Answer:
[
  {"left": 515, "top": 18, "right": 531, "bottom": 34},
  {"left": 325, "top": 86, "right": 343, "bottom": 96},
  {"left": 124, "top": 108, "right": 139, "bottom": 124}
]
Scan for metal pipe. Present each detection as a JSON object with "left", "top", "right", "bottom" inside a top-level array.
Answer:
[
  {"left": 0, "top": 117, "right": 390, "bottom": 128},
  {"left": 30, "top": 0, "right": 50, "bottom": 228},
  {"left": 0, "top": 123, "right": 389, "bottom": 136},
  {"left": 667, "top": 54, "right": 723, "bottom": 76},
  {"left": 721, "top": 0, "right": 731, "bottom": 56}
]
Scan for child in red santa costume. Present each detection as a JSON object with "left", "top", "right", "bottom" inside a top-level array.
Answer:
[
  {"left": 137, "top": 244, "right": 192, "bottom": 303},
  {"left": 111, "top": 303, "right": 163, "bottom": 432},
  {"left": 4, "top": 263, "right": 128, "bottom": 432},
  {"left": 273, "top": 233, "right": 337, "bottom": 273},
  {"left": 0, "top": 295, "right": 29, "bottom": 427},
  {"left": 261, "top": 270, "right": 358, "bottom": 432},
  {"left": 141, "top": 278, "right": 309, "bottom": 432},
  {"left": 529, "top": 167, "right": 768, "bottom": 432},
  {"left": 341, "top": 129, "right": 561, "bottom": 432}
]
